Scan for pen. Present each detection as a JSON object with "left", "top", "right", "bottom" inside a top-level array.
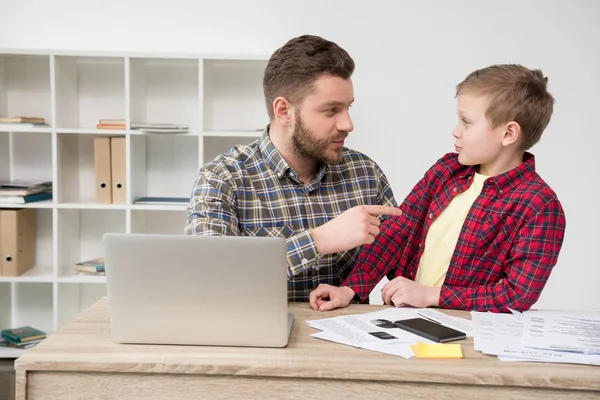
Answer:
[{"left": 417, "top": 312, "right": 442, "bottom": 324}]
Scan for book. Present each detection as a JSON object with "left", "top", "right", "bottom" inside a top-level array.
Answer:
[
  {"left": 99, "top": 119, "right": 125, "bottom": 125},
  {"left": 0, "top": 116, "right": 45, "bottom": 124},
  {"left": 74, "top": 257, "right": 105, "bottom": 273},
  {"left": 0, "top": 191, "right": 52, "bottom": 204},
  {"left": 97, "top": 124, "right": 126, "bottom": 130},
  {"left": 1, "top": 326, "right": 46, "bottom": 343},
  {"left": 134, "top": 196, "right": 189, "bottom": 205}
]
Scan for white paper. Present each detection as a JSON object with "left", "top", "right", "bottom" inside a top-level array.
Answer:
[{"left": 521, "top": 311, "right": 600, "bottom": 355}]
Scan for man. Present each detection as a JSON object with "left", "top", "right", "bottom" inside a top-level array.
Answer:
[{"left": 186, "top": 35, "right": 401, "bottom": 301}]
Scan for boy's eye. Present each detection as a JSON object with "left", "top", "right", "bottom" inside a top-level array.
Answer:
[{"left": 462, "top": 118, "right": 469, "bottom": 125}]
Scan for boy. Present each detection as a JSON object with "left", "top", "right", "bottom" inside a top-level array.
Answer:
[{"left": 309, "top": 64, "right": 566, "bottom": 313}]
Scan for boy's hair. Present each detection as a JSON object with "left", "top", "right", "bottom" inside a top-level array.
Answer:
[
  {"left": 263, "top": 35, "right": 355, "bottom": 120},
  {"left": 456, "top": 64, "right": 555, "bottom": 150}
]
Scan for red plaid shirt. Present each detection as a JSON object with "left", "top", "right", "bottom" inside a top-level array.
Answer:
[{"left": 344, "top": 152, "right": 566, "bottom": 312}]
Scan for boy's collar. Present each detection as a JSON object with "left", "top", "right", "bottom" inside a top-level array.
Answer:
[{"left": 461, "top": 152, "right": 536, "bottom": 197}]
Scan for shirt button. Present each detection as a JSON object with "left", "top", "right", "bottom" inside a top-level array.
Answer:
[
  {"left": 499, "top": 189, "right": 504, "bottom": 194},
  {"left": 315, "top": 265, "right": 320, "bottom": 271},
  {"left": 453, "top": 187, "right": 458, "bottom": 192},
  {"left": 429, "top": 213, "right": 434, "bottom": 219},
  {"left": 301, "top": 258, "right": 308, "bottom": 265}
]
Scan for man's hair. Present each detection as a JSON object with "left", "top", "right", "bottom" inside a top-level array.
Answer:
[
  {"left": 263, "top": 35, "right": 355, "bottom": 120},
  {"left": 456, "top": 64, "right": 555, "bottom": 150}
]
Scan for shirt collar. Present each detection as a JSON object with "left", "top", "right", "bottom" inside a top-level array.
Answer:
[{"left": 460, "top": 152, "right": 537, "bottom": 197}]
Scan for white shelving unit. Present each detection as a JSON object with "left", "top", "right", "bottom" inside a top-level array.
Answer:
[{"left": 0, "top": 50, "right": 268, "bottom": 357}]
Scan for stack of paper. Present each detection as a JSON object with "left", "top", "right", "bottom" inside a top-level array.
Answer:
[
  {"left": 307, "top": 307, "right": 471, "bottom": 359},
  {"left": 130, "top": 122, "right": 188, "bottom": 133},
  {"left": 471, "top": 309, "right": 600, "bottom": 366}
]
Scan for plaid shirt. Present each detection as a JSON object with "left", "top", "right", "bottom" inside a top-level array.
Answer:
[
  {"left": 185, "top": 129, "right": 397, "bottom": 301},
  {"left": 344, "top": 152, "right": 566, "bottom": 312}
]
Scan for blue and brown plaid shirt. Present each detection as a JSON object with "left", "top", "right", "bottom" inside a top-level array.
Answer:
[{"left": 185, "top": 128, "right": 397, "bottom": 301}]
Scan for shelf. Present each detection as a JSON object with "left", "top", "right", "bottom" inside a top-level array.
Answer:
[
  {"left": 57, "top": 274, "right": 106, "bottom": 284},
  {"left": 56, "top": 128, "right": 128, "bottom": 135},
  {"left": 56, "top": 203, "right": 128, "bottom": 210},
  {"left": 0, "top": 199, "right": 54, "bottom": 209},
  {"left": 55, "top": 56, "right": 125, "bottom": 129},
  {"left": 130, "top": 58, "right": 199, "bottom": 132},
  {"left": 203, "top": 59, "right": 268, "bottom": 131},
  {"left": 0, "top": 50, "right": 270, "bottom": 335},
  {"left": 131, "top": 134, "right": 198, "bottom": 200},
  {"left": 0, "top": 347, "right": 27, "bottom": 358},
  {"left": 0, "top": 54, "right": 52, "bottom": 126}
]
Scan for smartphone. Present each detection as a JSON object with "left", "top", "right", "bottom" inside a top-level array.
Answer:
[{"left": 393, "top": 317, "right": 466, "bottom": 343}]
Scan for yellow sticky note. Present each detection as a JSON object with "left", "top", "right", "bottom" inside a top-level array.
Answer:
[{"left": 410, "top": 342, "right": 463, "bottom": 359}]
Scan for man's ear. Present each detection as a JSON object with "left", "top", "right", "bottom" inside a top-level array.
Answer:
[
  {"left": 502, "top": 121, "right": 521, "bottom": 147},
  {"left": 273, "top": 97, "right": 293, "bottom": 127}
]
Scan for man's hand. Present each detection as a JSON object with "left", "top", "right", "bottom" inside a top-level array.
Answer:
[
  {"left": 311, "top": 205, "right": 402, "bottom": 255},
  {"left": 309, "top": 284, "right": 356, "bottom": 311},
  {"left": 381, "top": 277, "right": 440, "bottom": 308}
]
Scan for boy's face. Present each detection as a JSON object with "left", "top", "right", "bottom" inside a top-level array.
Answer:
[
  {"left": 452, "top": 93, "right": 506, "bottom": 168},
  {"left": 289, "top": 75, "right": 354, "bottom": 164}
]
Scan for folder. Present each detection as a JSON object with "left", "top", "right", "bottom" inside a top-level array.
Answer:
[
  {"left": 110, "top": 136, "right": 127, "bottom": 204},
  {"left": 0, "top": 208, "right": 36, "bottom": 277},
  {"left": 94, "top": 137, "right": 112, "bottom": 204},
  {"left": 410, "top": 342, "right": 463, "bottom": 359}
]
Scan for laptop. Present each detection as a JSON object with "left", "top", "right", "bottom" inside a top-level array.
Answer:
[{"left": 102, "top": 233, "right": 293, "bottom": 348}]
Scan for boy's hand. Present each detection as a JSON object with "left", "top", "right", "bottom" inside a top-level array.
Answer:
[
  {"left": 311, "top": 205, "right": 402, "bottom": 255},
  {"left": 381, "top": 277, "right": 440, "bottom": 308},
  {"left": 309, "top": 284, "right": 356, "bottom": 311}
]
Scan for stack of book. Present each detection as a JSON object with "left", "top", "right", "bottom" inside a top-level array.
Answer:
[
  {"left": 0, "top": 326, "right": 47, "bottom": 350},
  {"left": 0, "top": 116, "right": 50, "bottom": 129},
  {"left": 0, "top": 180, "right": 53, "bottom": 204},
  {"left": 131, "top": 122, "right": 188, "bottom": 133},
  {"left": 97, "top": 119, "right": 126, "bottom": 130},
  {"left": 74, "top": 257, "right": 105, "bottom": 276}
]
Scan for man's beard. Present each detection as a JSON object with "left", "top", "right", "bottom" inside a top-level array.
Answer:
[{"left": 290, "top": 113, "right": 347, "bottom": 164}]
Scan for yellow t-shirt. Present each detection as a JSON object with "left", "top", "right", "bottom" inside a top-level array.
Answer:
[{"left": 415, "top": 172, "right": 489, "bottom": 287}]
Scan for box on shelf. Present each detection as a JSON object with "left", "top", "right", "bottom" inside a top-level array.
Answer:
[{"left": 0, "top": 208, "right": 36, "bottom": 276}]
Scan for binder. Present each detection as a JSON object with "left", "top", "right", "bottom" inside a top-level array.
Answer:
[
  {"left": 110, "top": 136, "right": 127, "bottom": 204},
  {"left": 94, "top": 137, "right": 112, "bottom": 204},
  {"left": 0, "top": 208, "right": 36, "bottom": 277}
]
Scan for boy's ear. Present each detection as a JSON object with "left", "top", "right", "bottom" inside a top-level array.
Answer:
[
  {"left": 273, "top": 97, "right": 293, "bottom": 127},
  {"left": 502, "top": 121, "right": 521, "bottom": 147}
]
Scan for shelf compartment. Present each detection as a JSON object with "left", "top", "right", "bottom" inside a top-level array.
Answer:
[
  {"left": 130, "top": 58, "right": 199, "bottom": 132},
  {"left": 131, "top": 134, "right": 198, "bottom": 200},
  {"left": 57, "top": 208, "right": 125, "bottom": 278},
  {"left": 55, "top": 56, "right": 126, "bottom": 129},
  {"left": 0, "top": 54, "right": 52, "bottom": 126}
]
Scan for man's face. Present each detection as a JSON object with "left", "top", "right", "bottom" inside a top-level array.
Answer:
[{"left": 290, "top": 75, "right": 354, "bottom": 164}]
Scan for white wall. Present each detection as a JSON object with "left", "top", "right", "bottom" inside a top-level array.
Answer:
[{"left": 1, "top": 0, "right": 598, "bottom": 311}]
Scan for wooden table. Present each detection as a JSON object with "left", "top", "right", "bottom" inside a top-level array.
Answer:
[{"left": 14, "top": 298, "right": 600, "bottom": 399}]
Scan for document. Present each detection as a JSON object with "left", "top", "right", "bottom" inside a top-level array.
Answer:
[
  {"left": 470, "top": 310, "right": 600, "bottom": 366},
  {"left": 521, "top": 311, "right": 600, "bottom": 355}
]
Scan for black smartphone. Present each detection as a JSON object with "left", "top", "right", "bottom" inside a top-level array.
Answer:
[{"left": 393, "top": 318, "right": 466, "bottom": 343}]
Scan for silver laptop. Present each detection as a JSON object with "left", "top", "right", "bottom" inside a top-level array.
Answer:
[{"left": 102, "top": 233, "right": 293, "bottom": 348}]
